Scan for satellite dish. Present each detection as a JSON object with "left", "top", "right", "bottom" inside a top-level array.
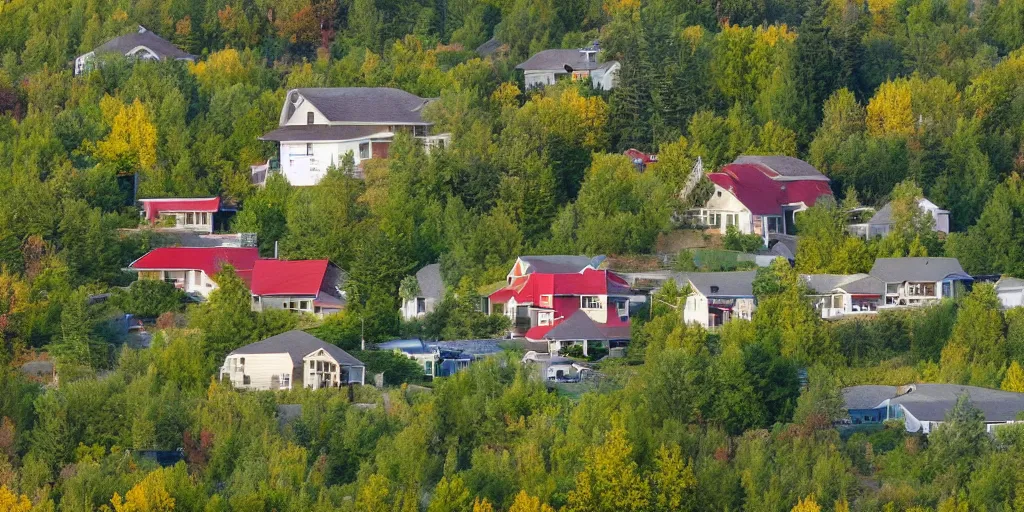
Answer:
[{"left": 564, "top": 64, "right": 574, "bottom": 73}]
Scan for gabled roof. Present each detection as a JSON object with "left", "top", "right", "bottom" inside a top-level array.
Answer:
[
  {"left": 997, "top": 277, "right": 1024, "bottom": 291},
  {"left": 708, "top": 162, "right": 833, "bottom": 215},
  {"left": 490, "top": 268, "right": 631, "bottom": 304},
  {"left": 530, "top": 310, "right": 631, "bottom": 341},
  {"left": 680, "top": 271, "right": 757, "bottom": 298},
  {"left": 843, "top": 385, "right": 899, "bottom": 410},
  {"left": 867, "top": 198, "right": 948, "bottom": 227},
  {"left": 734, "top": 155, "right": 829, "bottom": 181},
  {"left": 284, "top": 88, "right": 434, "bottom": 125},
  {"left": 869, "top": 258, "right": 972, "bottom": 283},
  {"left": 518, "top": 255, "right": 602, "bottom": 275},
  {"left": 516, "top": 49, "right": 609, "bottom": 72},
  {"left": 892, "top": 384, "right": 1024, "bottom": 422},
  {"left": 139, "top": 197, "right": 221, "bottom": 222},
  {"left": 803, "top": 274, "right": 883, "bottom": 295},
  {"left": 229, "top": 330, "right": 363, "bottom": 367},
  {"left": 250, "top": 259, "right": 330, "bottom": 296},
  {"left": 129, "top": 247, "right": 259, "bottom": 276},
  {"left": 92, "top": 26, "right": 194, "bottom": 61},
  {"left": 475, "top": 37, "right": 504, "bottom": 57},
  {"left": 415, "top": 264, "right": 445, "bottom": 300}
]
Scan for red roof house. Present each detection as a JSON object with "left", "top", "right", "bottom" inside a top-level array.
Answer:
[
  {"left": 128, "top": 247, "right": 259, "bottom": 298},
  {"left": 250, "top": 259, "right": 346, "bottom": 316},
  {"left": 489, "top": 261, "right": 633, "bottom": 356},
  {"left": 139, "top": 197, "right": 226, "bottom": 233},
  {"left": 690, "top": 155, "right": 833, "bottom": 242}
]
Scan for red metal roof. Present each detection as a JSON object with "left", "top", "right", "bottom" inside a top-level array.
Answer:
[
  {"left": 489, "top": 268, "right": 630, "bottom": 305},
  {"left": 250, "top": 259, "right": 330, "bottom": 296},
  {"left": 707, "top": 163, "right": 833, "bottom": 215},
  {"left": 129, "top": 247, "right": 259, "bottom": 276},
  {"left": 140, "top": 197, "right": 221, "bottom": 222}
]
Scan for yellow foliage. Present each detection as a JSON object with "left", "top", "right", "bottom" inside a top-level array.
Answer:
[
  {"left": 0, "top": 486, "right": 31, "bottom": 512},
  {"left": 1002, "top": 361, "right": 1024, "bottom": 392},
  {"left": 472, "top": 498, "right": 495, "bottom": 512},
  {"left": 835, "top": 498, "right": 851, "bottom": 512},
  {"left": 866, "top": 80, "right": 914, "bottom": 137},
  {"left": 491, "top": 81, "right": 521, "bottom": 113},
  {"left": 93, "top": 97, "right": 158, "bottom": 170},
  {"left": 508, "top": 491, "right": 555, "bottom": 512},
  {"left": 603, "top": 0, "right": 640, "bottom": 18},
  {"left": 110, "top": 469, "right": 175, "bottom": 512},
  {"left": 188, "top": 49, "right": 249, "bottom": 91},
  {"left": 791, "top": 495, "right": 822, "bottom": 512},
  {"left": 681, "top": 26, "right": 706, "bottom": 51}
]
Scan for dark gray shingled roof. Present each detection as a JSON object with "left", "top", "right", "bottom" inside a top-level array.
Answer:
[
  {"left": 803, "top": 274, "right": 883, "bottom": 295},
  {"left": 516, "top": 49, "right": 607, "bottom": 72},
  {"left": 475, "top": 37, "right": 504, "bottom": 57},
  {"left": 519, "top": 255, "right": 601, "bottom": 274},
  {"left": 892, "top": 384, "right": 1024, "bottom": 422},
  {"left": 415, "top": 263, "right": 445, "bottom": 301},
  {"left": 869, "top": 257, "right": 972, "bottom": 283},
  {"left": 229, "top": 330, "right": 364, "bottom": 367},
  {"left": 843, "top": 385, "right": 898, "bottom": 410},
  {"left": 93, "top": 27, "right": 194, "bottom": 61},
  {"left": 542, "top": 310, "right": 631, "bottom": 341},
  {"left": 734, "top": 155, "right": 829, "bottom": 181},
  {"left": 867, "top": 202, "right": 894, "bottom": 226},
  {"left": 377, "top": 339, "right": 436, "bottom": 356},
  {"left": 680, "top": 271, "right": 757, "bottom": 298},
  {"left": 292, "top": 88, "right": 433, "bottom": 124},
  {"left": 260, "top": 125, "right": 388, "bottom": 142}
]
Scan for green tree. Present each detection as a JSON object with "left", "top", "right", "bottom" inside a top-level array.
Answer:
[{"left": 187, "top": 266, "right": 257, "bottom": 366}]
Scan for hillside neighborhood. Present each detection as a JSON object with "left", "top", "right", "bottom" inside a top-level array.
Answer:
[{"left": 3, "top": 0, "right": 1024, "bottom": 510}]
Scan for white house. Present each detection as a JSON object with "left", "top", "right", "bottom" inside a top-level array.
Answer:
[
  {"left": 680, "top": 271, "right": 757, "bottom": 328},
  {"left": 803, "top": 274, "right": 884, "bottom": 319},
  {"left": 849, "top": 197, "right": 950, "bottom": 239},
  {"left": 400, "top": 263, "right": 445, "bottom": 321},
  {"left": 843, "top": 384, "right": 1024, "bottom": 434},
  {"left": 869, "top": 257, "right": 973, "bottom": 307},
  {"left": 689, "top": 156, "right": 834, "bottom": 244},
  {"left": 258, "top": 88, "right": 451, "bottom": 186},
  {"left": 516, "top": 43, "right": 620, "bottom": 90},
  {"left": 220, "top": 330, "right": 365, "bottom": 390},
  {"left": 74, "top": 26, "right": 195, "bottom": 75},
  {"left": 249, "top": 259, "right": 347, "bottom": 317},
  {"left": 127, "top": 247, "right": 259, "bottom": 299},
  {"left": 996, "top": 277, "right": 1024, "bottom": 309}
]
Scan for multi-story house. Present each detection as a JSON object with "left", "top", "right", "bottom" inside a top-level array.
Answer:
[
  {"left": 680, "top": 271, "right": 758, "bottom": 328},
  {"left": 870, "top": 257, "right": 973, "bottom": 306},
  {"left": 257, "top": 87, "right": 451, "bottom": 186},
  {"left": 488, "top": 255, "right": 633, "bottom": 356}
]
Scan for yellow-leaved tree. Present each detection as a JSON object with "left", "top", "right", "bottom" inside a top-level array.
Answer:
[
  {"left": 110, "top": 469, "right": 175, "bottom": 512},
  {"left": 565, "top": 415, "right": 649, "bottom": 512},
  {"left": 0, "top": 486, "right": 31, "bottom": 512},
  {"left": 791, "top": 494, "right": 821, "bottom": 512},
  {"left": 507, "top": 490, "right": 556, "bottom": 512},
  {"left": 651, "top": 443, "right": 697, "bottom": 512},
  {"left": 472, "top": 497, "right": 494, "bottom": 512},
  {"left": 866, "top": 79, "right": 914, "bottom": 137},
  {"left": 1002, "top": 361, "right": 1024, "bottom": 392},
  {"left": 93, "top": 96, "right": 157, "bottom": 172}
]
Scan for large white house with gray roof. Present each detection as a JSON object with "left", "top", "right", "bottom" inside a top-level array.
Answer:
[
  {"left": 870, "top": 257, "right": 972, "bottom": 306},
  {"left": 74, "top": 26, "right": 195, "bottom": 76},
  {"left": 257, "top": 88, "right": 451, "bottom": 186},
  {"left": 220, "top": 330, "right": 365, "bottom": 390},
  {"left": 680, "top": 271, "right": 757, "bottom": 328},
  {"left": 849, "top": 197, "right": 950, "bottom": 239},
  {"left": 844, "top": 384, "right": 1024, "bottom": 434},
  {"left": 516, "top": 43, "right": 620, "bottom": 90}
]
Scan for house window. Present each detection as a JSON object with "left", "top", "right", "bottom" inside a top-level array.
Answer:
[
  {"left": 766, "top": 216, "right": 782, "bottom": 234},
  {"left": 424, "top": 360, "right": 433, "bottom": 375},
  {"left": 725, "top": 214, "right": 738, "bottom": 227},
  {"left": 306, "top": 143, "right": 313, "bottom": 156},
  {"left": 539, "top": 312, "right": 553, "bottom": 326},
  {"left": 359, "top": 142, "right": 370, "bottom": 159},
  {"left": 581, "top": 296, "right": 601, "bottom": 309},
  {"left": 242, "top": 375, "right": 251, "bottom": 385},
  {"left": 310, "top": 361, "right": 315, "bottom": 369},
  {"left": 281, "top": 373, "right": 291, "bottom": 389},
  {"left": 307, "top": 112, "right": 315, "bottom": 125},
  {"left": 201, "top": 212, "right": 208, "bottom": 225},
  {"left": 707, "top": 213, "right": 721, "bottom": 227},
  {"left": 299, "top": 300, "right": 310, "bottom": 310},
  {"left": 414, "top": 125, "right": 427, "bottom": 137},
  {"left": 194, "top": 271, "right": 201, "bottom": 286},
  {"left": 416, "top": 297, "right": 426, "bottom": 314},
  {"left": 186, "top": 212, "right": 195, "bottom": 224}
]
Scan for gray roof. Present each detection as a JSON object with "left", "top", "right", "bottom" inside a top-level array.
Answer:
[
  {"left": 681, "top": 271, "right": 757, "bottom": 298},
  {"left": 542, "top": 310, "right": 631, "bottom": 341},
  {"left": 431, "top": 339, "right": 505, "bottom": 356},
  {"left": 997, "top": 277, "right": 1024, "bottom": 290},
  {"left": 867, "top": 202, "right": 894, "bottom": 226},
  {"left": 92, "top": 27, "right": 194, "bottom": 61},
  {"left": 734, "top": 155, "right": 829, "bottom": 181},
  {"left": 516, "top": 49, "right": 608, "bottom": 72},
  {"left": 475, "top": 37, "right": 503, "bottom": 57},
  {"left": 415, "top": 264, "right": 445, "bottom": 301},
  {"left": 291, "top": 88, "right": 433, "bottom": 124},
  {"left": 893, "top": 384, "right": 1024, "bottom": 422},
  {"left": 519, "top": 255, "right": 601, "bottom": 274},
  {"left": 377, "top": 339, "right": 435, "bottom": 356},
  {"left": 869, "top": 258, "right": 972, "bottom": 283},
  {"left": 803, "top": 274, "right": 883, "bottom": 295},
  {"left": 229, "top": 330, "right": 364, "bottom": 367},
  {"left": 260, "top": 125, "right": 387, "bottom": 142},
  {"left": 843, "top": 385, "right": 898, "bottom": 410}
]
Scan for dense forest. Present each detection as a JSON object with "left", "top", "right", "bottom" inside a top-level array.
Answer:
[{"left": 1, "top": 0, "right": 1024, "bottom": 509}]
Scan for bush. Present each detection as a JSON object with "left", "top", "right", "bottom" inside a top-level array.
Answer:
[
  {"left": 350, "top": 350, "right": 426, "bottom": 386},
  {"left": 723, "top": 225, "right": 765, "bottom": 252},
  {"left": 110, "top": 280, "right": 186, "bottom": 319}
]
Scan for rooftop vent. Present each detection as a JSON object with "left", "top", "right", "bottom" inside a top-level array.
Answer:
[{"left": 710, "top": 285, "right": 719, "bottom": 293}]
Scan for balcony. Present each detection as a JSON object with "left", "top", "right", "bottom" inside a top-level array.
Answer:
[{"left": 251, "top": 159, "right": 281, "bottom": 187}]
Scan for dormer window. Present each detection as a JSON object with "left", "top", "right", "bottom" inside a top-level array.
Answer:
[{"left": 307, "top": 112, "right": 315, "bottom": 125}]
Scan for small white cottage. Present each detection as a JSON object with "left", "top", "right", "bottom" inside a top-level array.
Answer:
[{"left": 220, "top": 330, "right": 365, "bottom": 390}]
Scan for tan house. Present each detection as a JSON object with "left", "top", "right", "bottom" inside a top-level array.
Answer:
[{"left": 220, "top": 330, "right": 365, "bottom": 390}]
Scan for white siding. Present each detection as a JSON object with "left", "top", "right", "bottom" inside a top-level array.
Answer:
[
  {"left": 222, "top": 353, "right": 296, "bottom": 390},
  {"left": 580, "top": 294, "right": 608, "bottom": 323},
  {"left": 284, "top": 100, "right": 328, "bottom": 126},
  {"left": 700, "top": 186, "right": 755, "bottom": 234},
  {"left": 683, "top": 294, "right": 710, "bottom": 327}
]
